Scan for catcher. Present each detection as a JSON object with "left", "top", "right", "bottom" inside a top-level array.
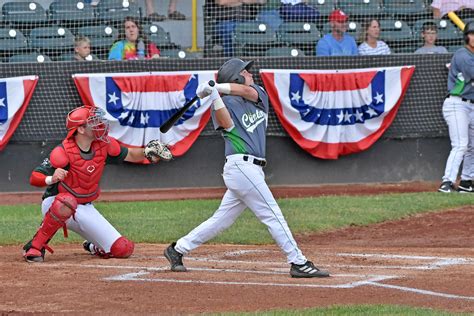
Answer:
[{"left": 23, "top": 105, "right": 172, "bottom": 262}]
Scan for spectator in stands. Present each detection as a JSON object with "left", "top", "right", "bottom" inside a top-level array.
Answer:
[
  {"left": 108, "top": 16, "right": 160, "bottom": 60},
  {"left": 415, "top": 22, "right": 448, "bottom": 54},
  {"left": 316, "top": 9, "right": 357, "bottom": 56},
  {"left": 256, "top": 0, "right": 282, "bottom": 31},
  {"left": 74, "top": 36, "right": 93, "bottom": 61},
  {"left": 207, "top": 0, "right": 266, "bottom": 57},
  {"left": 279, "top": 0, "right": 319, "bottom": 23},
  {"left": 358, "top": 18, "right": 390, "bottom": 55},
  {"left": 145, "top": 0, "right": 186, "bottom": 21},
  {"left": 431, "top": 0, "right": 474, "bottom": 19}
]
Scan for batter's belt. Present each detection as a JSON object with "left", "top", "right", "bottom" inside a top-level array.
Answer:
[{"left": 225, "top": 154, "right": 267, "bottom": 167}]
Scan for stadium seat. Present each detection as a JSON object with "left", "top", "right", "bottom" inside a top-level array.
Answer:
[
  {"left": 412, "top": 19, "right": 462, "bottom": 41},
  {"left": 2, "top": 1, "right": 48, "bottom": 24},
  {"left": 49, "top": 1, "right": 96, "bottom": 24},
  {"left": 338, "top": 0, "right": 384, "bottom": 17},
  {"left": 233, "top": 21, "right": 278, "bottom": 56},
  {"left": 76, "top": 25, "right": 118, "bottom": 49},
  {"left": 96, "top": 0, "right": 141, "bottom": 22},
  {"left": 265, "top": 46, "right": 305, "bottom": 57},
  {"left": 0, "top": 28, "right": 28, "bottom": 52},
  {"left": 160, "top": 49, "right": 187, "bottom": 58},
  {"left": 379, "top": 19, "right": 412, "bottom": 42},
  {"left": 383, "top": 0, "right": 428, "bottom": 17},
  {"left": 307, "top": 0, "right": 335, "bottom": 17},
  {"left": 142, "top": 24, "right": 174, "bottom": 48},
  {"left": 56, "top": 53, "right": 99, "bottom": 61},
  {"left": 29, "top": 26, "right": 75, "bottom": 50},
  {"left": 9, "top": 53, "right": 51, "bottom": 63},
  {"left": 391, "top": 44, "right": 419, "bottom": 54},
  {"left": 446, "top": 45, "right": 463, "bottom": 53},
  {"left": 277, "top": 22, "right": 321, "bottom": 47}
]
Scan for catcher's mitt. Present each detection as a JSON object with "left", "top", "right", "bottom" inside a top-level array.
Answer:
[{"left": 144, "top": 140, "right": 173, "bottom": 163}]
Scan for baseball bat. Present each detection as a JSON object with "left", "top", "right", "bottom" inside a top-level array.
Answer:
[
  {"left": 160, "top": 80, "right": 215, "bottom": 133},
  {"left": 447, "top": 11, "right": 465, "bottom": 31}
]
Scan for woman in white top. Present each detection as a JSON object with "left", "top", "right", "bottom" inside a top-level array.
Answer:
[{"left": 358, "top": 18, "right": 391, "bottom": 55}]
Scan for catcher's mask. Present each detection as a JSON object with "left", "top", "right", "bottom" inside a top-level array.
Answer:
[
  {"left": 66, "top": 106, "right": 110, "bottom": 143},
  {"left": 216, "top": 58, "right": 254, "bottom": 84}
]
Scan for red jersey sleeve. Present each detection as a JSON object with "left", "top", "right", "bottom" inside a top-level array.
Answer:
[
  {"left": 29, "top": 171, "right": 47, "bottom": 187},
  {"left": 107, "top": 137, "right": 122, "bottom": 157}
]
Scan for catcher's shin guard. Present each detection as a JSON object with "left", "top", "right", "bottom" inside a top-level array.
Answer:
[
  {"left": 109, "top": 237, "right": 134, "bottom": 258},
  {"left": 24, "top": 194, "right": 77, "bottom": 262}
]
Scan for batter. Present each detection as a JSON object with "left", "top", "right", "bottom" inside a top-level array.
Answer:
[{"left": 164, "top": 58, "right": 330, "bottom": 278}]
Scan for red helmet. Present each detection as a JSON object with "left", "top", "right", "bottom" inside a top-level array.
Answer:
[{"left": 66, "top": 106, "right": 109, "bottom": 142}]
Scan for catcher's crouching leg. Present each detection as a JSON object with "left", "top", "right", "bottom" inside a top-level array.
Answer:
[
  {"left": 109, "top": 237, "right": 134, "bottom": 258},
  {"left": 23, "top": 193, "right": 77, "bottom": 263}
]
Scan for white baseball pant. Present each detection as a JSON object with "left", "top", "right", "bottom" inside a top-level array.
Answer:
[
  {"left": 175, "top": 154, "right": 308, "bottom": 265},
  {"left": 41, "top": 196, "right": 121, "bottom": 253},
  {"left": 441, "top": 96, "right": 474, "bottom": 183}
]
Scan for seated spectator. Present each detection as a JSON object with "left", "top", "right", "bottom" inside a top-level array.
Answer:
[
  {"left": 431, "top": 0, "right": 474, "bottom": 19},
  {"left": 279, "top": 0, "right": 319, "bottom": 23},
  {"left": 207, "top": 0, "right": 266, "bottom": 57},
  {"left": 415, "top": 22, "right": 448, "bottom": 54},
  {"left": 108, "top": 16, "right": 160, "bottom": 60},
  {"left": 74, "top": 36, "right": 93, "bottom": 61},
  {"left": 256, "top": 0, "right": 283, "bottom": 31},
  {"left": 316, "top": 9, "right": 358, "bottom": 56},
  {"left": 358, "top": 18, "right": 391, "bottom": 55}
]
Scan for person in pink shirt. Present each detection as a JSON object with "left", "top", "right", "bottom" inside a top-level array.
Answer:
[{"left": 431, "top": 0, "right": 474, "bottom": 19}]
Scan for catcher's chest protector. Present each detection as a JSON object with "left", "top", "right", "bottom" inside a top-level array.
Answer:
[{"left": 59, "top": 138, "right": 108, "bottom": 203}]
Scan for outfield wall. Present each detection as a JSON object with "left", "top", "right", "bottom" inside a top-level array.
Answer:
[{"left": 1, "top": 137, "right": 448, "bottom": 192}]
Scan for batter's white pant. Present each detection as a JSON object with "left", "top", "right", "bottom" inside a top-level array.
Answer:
[
  {"left": 175, "top": 154, "right": 308, "bottom": 265},
  {"left": 42, "top": 196, "right": 122, "bottom": 253},
  {"left": 461, "top": 105, "right": 474, "bottom": 180},
  {"left": 441, "top": 96, "right": 474, "bottom": 183}
]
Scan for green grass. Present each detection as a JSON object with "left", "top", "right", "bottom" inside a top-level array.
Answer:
[
  {"left": 0, "top": 192, "right": 472, "bottom": 245},
  {"left": 216, "top": 304, "right": 465, "bottom": 315}
]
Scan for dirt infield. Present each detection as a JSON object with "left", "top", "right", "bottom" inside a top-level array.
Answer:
[{"left": 0, "top": 183, "right": 473, "bottom": 314}]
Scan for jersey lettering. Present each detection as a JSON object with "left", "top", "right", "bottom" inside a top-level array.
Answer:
[{"left": 241, "top": 109, "right": 266, "bottom": 133}]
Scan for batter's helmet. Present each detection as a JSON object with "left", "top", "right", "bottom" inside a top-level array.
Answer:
[
  {"left": 217, "top": 58, "right": 254, "bottom": 84},
  {"left": 464, "top": 21, "right": 474, "bottom": 44},
  {"left": 66, "top": 106, "right": 109, "bottom": 142}
]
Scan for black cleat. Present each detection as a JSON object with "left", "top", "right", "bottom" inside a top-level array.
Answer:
[
  {"left": 290, "top": 261, "right": 330, "bottom": 278},
  {"left": 164, "top": 242, "right": 187, "bottom": 272},
  {"left": 457, "top": 180, "right": 473, "bottom": 193},
  {"left": 438, "top": 181, "right": 455, "bottom": 193}
]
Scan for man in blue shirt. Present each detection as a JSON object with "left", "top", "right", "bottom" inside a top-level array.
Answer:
[{"left": 316, "top": 9, "right": 358, "bottom": 56}]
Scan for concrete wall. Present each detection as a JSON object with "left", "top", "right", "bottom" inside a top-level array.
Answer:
[{"left": 0, "top": 136, "right": 449, "bottom": 193}]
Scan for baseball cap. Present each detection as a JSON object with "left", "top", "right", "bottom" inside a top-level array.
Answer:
[{"left": 329, "top": 9, "right": 348, "bottom": 23}]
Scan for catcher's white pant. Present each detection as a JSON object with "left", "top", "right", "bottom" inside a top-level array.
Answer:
[
  {"left": 41, "top": 196, "right": 121, "bottom": 253},
  {"left": 175, "top": 154, "right": 308, "bottom": 265},
  {"left": 441, "top": 96, "right": 474, "bottom": 183}
]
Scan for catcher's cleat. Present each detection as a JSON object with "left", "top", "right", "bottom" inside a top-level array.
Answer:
[
  {"left": 438, "top": 181, "right": 455, "bottom": 193},
  {"left": 164, "top": 242, "right": 187, "bottom": 272},
  {"left": 83, "top": 240, "right": 95, "bottom": 254},
  {"left": 23, "top": 240, "right": 45, "bottom": 263},
  {"left": 290, "top": 261, "right": 330, "bottom": 278},
  {"left": 457, "top": 180, "right": 473, "bottom": 193}
]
